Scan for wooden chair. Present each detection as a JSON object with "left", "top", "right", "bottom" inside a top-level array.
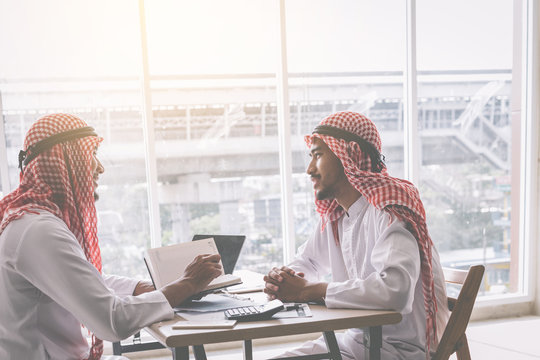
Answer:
[{"left": 432, "top": 265, "right": 485, "bottom": 360}]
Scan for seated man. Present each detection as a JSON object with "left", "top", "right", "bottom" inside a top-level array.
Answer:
[
  {"left": 0, "top": 113, "right": 222, "bottom": 360},
  {"left": 264, "top": 111, "right": 449, "bottom": 359}
]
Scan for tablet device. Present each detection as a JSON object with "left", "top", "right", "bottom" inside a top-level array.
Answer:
[{"left": 192, "top": 234, "right": 246, "bottom": 274}]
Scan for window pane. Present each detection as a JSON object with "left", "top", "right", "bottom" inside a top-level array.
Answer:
[
  {"left": 417, "top": 0, "right": 515, "bottom": 295},
  {"left": 285, "top": 0, "right": 406, "bottom": 249},
  {"left": 146, "top": 0, "right": 277, "bottom": 75},
  {"left": 0, "top": 0, "right": 149, "bottom": 278},
  {"left": 146, "top": 1, "right": 283, "bottom": 273},
  {"left": 0, "top": 0, "right": 140, "bottom": 78}
]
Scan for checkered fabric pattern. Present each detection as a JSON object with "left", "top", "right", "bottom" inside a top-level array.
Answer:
[
  {"left": 0, "top": 113, "right": 104, "bottom": 360},
  {"left": 305, "top": 111, "right": 438, "bottom": 355}
]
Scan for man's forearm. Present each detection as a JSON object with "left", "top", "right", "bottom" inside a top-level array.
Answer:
[
  {"left": 160, "top": 279, "right": 196, "bottom": 308},
  {"left": 133, "top": 280, "right": 155, "bottom": 296}
]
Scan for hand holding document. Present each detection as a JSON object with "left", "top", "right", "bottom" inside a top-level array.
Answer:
[{"left": 144, "top": 238, "right": 242, "bottom": 298}]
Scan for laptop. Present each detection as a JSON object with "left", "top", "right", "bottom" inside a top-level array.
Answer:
[{"left": 192, "top": 234, "right": 246, "bottom": 274}]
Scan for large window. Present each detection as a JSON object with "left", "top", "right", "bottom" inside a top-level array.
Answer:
[
  {"left": 145, "top": 0, "right": 283, "bottom": 273},
  {"left": 0, "top": 0, "right": 536, "bottom": 302},
  {"left": 416, "top": 0, "right": 516, "bottom": 295}
]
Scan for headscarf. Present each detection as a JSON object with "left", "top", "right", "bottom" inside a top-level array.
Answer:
[
  {"left": 305, "top": 111, "right": 438, "bottom": 355},
  {"left": 0, "top": 113, "right": 104, "bottom": 360}
]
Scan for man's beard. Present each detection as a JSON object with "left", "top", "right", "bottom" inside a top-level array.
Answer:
[
  {"left": 94, "top": 191, "right": 99, "bottom": 201},
  {"left": 315, "top": 186, "right": 334, "bottom": 201}
]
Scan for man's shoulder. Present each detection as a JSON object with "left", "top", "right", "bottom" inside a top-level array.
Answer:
[
  {"left": 19, "top": 209, "right": 64, "bottom": 226},
  {"left": 362, "top": 204, "right": 412, "bottom": 235},
  {"left": 1, "top": 210, "right": 74, "bottom": 261},
  {"left": 363, "top": 201, "right": 392, "bottom": 221},
  {"left": 7, "top": 210, "right": 71, "bottom": 241}
]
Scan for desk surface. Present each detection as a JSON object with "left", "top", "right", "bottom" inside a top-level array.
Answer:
[{"left": 146, "top": 304, "right": 402, "bottom": 348}]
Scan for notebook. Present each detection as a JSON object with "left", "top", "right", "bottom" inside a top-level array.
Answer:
[
  {"left": 143, "top": 238, "right": 242, "bottom": 299},
  {"left": 192, "top": 234, "right": 246, "bottom": 274}
]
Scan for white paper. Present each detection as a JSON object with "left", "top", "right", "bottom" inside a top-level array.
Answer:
[
  {"left": 226, "top": 269, "right": 265, "bottom": 294},
  {"left": 174, "top": 293, "right": 259, "bottom": 313},
  {"left": 145, "top": 238, "right": 223, "bottom": 288}
]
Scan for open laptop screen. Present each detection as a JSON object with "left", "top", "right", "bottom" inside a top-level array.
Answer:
[{"left": 192, "top": 234, "right": 246, "bottom": 274}]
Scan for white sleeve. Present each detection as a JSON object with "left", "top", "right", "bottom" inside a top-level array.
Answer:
[
  {"left": 103, "top": 274, "right": 139, "bottom": 296},
  {"left": 14, "top": 216, "right": 174, "bottom": 342},
  {"left": 288, "top": 223, "right": 331, "bottom": 281},
  {"left": 325, "top": 217, "right": 421, "bottom": 314}
]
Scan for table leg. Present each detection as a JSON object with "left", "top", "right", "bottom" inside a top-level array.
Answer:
[
  {"left": 172, "top": 346, "right": 190, "bottom": 360},
  {"left": 363, "top": 326, "right": 382, "bottom": 360},
  {"left": 112, "top": 341, "right": 122, "bottom": 355},
  {"left": 243, "top": 339, "right": 253, "bottom": 360},
  {"left": 193, "top": 345, "right": 207, "bottom": 360},
  {"left": 323, "top": 331, "right": 342, "bottom": 360}
]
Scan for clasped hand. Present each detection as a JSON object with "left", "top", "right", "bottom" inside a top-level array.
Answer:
[{"left": 263, "top": 266, "right": 308, "bottom": 302}]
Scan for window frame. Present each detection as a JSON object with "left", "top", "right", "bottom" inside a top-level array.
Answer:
[
  {"left": 471, "top": 0, "right": 539, "bottom": 312},
  {"left": 0, "top": 94, "right": 9, "bottom": 194},
  {"left": 518, "top": 0, "right": 539, "bottom": 310}
]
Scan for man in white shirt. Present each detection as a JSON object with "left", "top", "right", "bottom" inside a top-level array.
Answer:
[
  {"left": 264, "top": 111, "right": 449, "bottom": 359},
  {"left": 0, "top": 113, "right": 222, "bottom": 360}
]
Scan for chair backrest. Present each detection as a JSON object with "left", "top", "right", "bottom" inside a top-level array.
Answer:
[{"left": 432, "top": 265, "right": 485, "bottom": 360}]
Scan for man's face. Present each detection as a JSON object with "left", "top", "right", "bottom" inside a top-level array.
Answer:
[
  {"left": 306, "top": 137, "right": 348, "bottom": 201},
  {"left": 90, "top": 150, "right": 104, "bottom": 201}
]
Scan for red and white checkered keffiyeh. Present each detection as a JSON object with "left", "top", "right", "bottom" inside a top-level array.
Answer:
[
  {"left": 305, "top": 111, "right": 438, "bottom": 354},
  {"left": 0, "top": 113, "right": 104, "bottom": 360}
]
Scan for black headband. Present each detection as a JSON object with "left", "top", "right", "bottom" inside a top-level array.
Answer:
[
  {"left": 18, "top": 126, "right": 98, "bottom": 172},
  {"left": 312, "top": 124, "right": 385, "bottom": 172}
]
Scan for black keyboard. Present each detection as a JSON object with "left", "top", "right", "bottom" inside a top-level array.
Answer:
[{"left": 224, "top": 299, "right": 284, "bottom": 321}]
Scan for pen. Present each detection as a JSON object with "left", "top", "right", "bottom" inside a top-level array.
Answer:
[{"left": 284, "top": 303, "right": 303, "bottom": 311}]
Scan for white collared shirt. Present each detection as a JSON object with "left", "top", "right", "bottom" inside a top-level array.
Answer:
[
  {"left": 289, "top": 197, "right": 449, "bottom": 359},
  {"left": 0, "top": 210, "right": 174, "bottom": 360}
]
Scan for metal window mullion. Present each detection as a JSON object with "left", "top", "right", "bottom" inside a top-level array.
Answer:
[
  {"left": 519, "top": 0, "right": 538, "bottom": 297},
  {"left": 0, "top": 92, "right": 10, "bottom": 193},
  {"left": 404, "top": 0, "right": 420, "bottom": 185},
  {"left": 276, "top": 0, "right": 296, "bottom": 264},
  {"left": 138, "top": 0, "right": 162, "bottom": 248}
]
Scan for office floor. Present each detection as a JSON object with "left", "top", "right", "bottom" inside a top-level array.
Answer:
[
  {"left": 459, "top": 316, "right": 540, "bottom": 359},
  {"left": 119, "top": 315, "right": 540, "bottom": 360}
]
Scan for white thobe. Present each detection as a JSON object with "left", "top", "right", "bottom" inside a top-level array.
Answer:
[
  {"left": 0, "top": 210, "right": 174, "bottom": 360},
  {"left": 286, "top": 197, "right": 449, "bottom": 360}
]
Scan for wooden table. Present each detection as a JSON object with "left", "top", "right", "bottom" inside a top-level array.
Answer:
[{"left": 145, "top": 303, "right": 402, "bottom": 360}]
